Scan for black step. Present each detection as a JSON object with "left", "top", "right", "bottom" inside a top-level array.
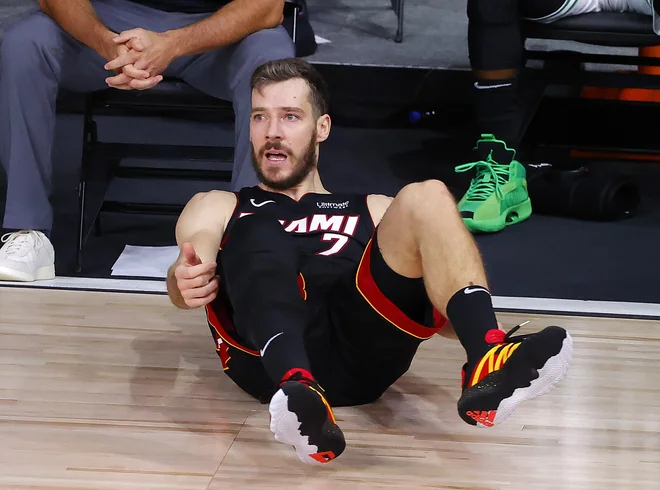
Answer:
[
  {"left": 90, "top": 142, "right": 234, "bottom": 162},
  {"left": 100, "top": 201, "right": 186, "bottom": 215},
  {"left": 113, "top": 166, "right": 233, "bottom": 181}
]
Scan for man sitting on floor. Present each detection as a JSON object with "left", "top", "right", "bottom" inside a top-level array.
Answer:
[
  {"left": 0, "top": 0, "right": 294, "bottom": 281},
  {"left": 166, "top": 58, "right": 574, "bottom": 464}
]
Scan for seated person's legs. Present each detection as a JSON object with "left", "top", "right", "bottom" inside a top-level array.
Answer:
[
  {"left": 522, "top": 0, "right": 652, "bottom": 23},
  {"left": 0, "top": 9, "right": 118, "bottom": 281},
  {"left": 460, "top": 0, "right": 653, "bottom": 234},
  {"left": 459, "top": 0, "right": 532, "bottom": 233}
]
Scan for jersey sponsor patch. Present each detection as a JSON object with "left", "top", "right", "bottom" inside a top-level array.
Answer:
[{"left": 316, "top": 201, "right": 349, "bottom": 210}]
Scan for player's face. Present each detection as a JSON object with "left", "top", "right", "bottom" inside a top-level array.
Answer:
[{"left": 250, "top": 79, "right": 327, "bottom": 190}]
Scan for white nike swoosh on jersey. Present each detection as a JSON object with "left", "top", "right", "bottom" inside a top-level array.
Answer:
[
  {"left": 250, "top": 199, "right": 275, "bottom": 207},
  {"left": 464, "top": 287, "right": 490, "bottom": 295},
  {"left": 260, "top": 332, "right": 284, "bottom": 357}
]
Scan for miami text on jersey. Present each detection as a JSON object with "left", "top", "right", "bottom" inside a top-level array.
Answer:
[{"left": 238, "top": 212, "right": 360, "bottom": 256}]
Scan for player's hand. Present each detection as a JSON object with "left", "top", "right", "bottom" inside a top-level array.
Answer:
[{"left": 174, "top": 242, "right": 219, "bottom": 308}]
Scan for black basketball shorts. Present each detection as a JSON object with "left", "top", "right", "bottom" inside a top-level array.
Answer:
[{"left": 204, "top": 228, "right": 447, "bottom": 407}]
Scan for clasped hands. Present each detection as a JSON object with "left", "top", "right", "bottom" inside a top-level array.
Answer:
[{"left": 103, "top": 28, "right": 178, "bottom": 91}]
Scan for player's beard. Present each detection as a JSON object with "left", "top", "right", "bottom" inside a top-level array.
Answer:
[{"left": 251, "top": 130, "right": 318, "bottom": 191}]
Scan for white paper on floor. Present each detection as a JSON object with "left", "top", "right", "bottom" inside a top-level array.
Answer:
[
  {"left": 315, "top": 35, "right": 331, "bottom": 44},
  {"left": 111, "top": 245, "right": 179, "bottom": 278}
]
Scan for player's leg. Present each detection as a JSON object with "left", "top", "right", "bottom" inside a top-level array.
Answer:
[
  {"left": 376, "top": 180, "right": 573, "bottom": 427},
  {"left": 322, "top": 226, "right": 448, "bottom": 407},
  {"left": 219, "top": 213, "right": 345, "bottom": 464},
  {"left": 205, "top": 314, "right": 275, "bottom": 402}
]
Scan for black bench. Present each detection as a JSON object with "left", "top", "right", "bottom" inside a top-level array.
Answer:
[{"left": 519, "top": 13, "right": 660, "bottom": 152}]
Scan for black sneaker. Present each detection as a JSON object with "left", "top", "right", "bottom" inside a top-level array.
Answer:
[
  {"left": 269, "top": 368, "right": 346, "bottom": 464},
  {"left": 458, "top": 323, "right": 573, "bottom": 427}
]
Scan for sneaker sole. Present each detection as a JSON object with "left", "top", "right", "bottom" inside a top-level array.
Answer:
[
  {"left": 269, "top": 386, "right": 345, "bottom": 465},
  {"left": 464, "top": 198, "right": 532, "bottom": 233},
  {"left": 459, "top": 326, "right": 573, "bottom": 427},
  {"left": 491, "top": 333, "right": 573, "bottom": 426},
  {"left": 0, "top": 264, "right": 55, "bottom": 282}
]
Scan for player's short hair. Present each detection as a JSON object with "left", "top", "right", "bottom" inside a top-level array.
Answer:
[{"left": 251, "top": 58, "right": 329, "bottom": 117}]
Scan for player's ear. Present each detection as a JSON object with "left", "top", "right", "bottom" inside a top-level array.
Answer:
[{"left": 316, "top": 113, "right": 331, "bottom": 142}]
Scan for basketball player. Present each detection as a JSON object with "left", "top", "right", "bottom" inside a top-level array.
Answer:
[
  {"left": 166, "top": 58, "right": 574, "bottom": 465},
  {"left": 459, "top": 0, "right": 654, "bottom": 233}
]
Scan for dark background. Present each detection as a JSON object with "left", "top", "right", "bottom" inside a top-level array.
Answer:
[{"left": 0, "top": 1, "right": 658, "bottom": 304}]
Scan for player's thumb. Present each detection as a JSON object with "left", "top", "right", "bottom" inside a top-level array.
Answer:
[{"left": 182, "top": 242, "right": 201, "bottom": 266}]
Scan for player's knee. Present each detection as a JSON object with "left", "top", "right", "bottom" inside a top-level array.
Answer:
[
  {"left": 467, "top": 0, "right": 518, "bottom": 25},
  {"left": 398, "top": 180, "right": 453, "bottom": 213}
]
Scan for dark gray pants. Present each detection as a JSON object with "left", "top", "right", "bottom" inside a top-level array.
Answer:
[{"left": 0, "top": 0, "right": 295, "bottom": 232}]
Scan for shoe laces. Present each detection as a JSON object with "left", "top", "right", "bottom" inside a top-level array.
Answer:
[
  {"left": 455, "top": 152, "right": 510, "bottom": 202},
  {"left": 1, "top": 230, "right": 43, "bottom": 257},
  {"left": 485, "top": 321, "right": 531, "bottom": 344}
]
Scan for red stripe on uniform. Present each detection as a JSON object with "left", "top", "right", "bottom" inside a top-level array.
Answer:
[
  {"left": 298, "top": 273, "right": 307, "bottom": 300},
  {"left": 205, "top": 304, "right": 260, "bottom": 357},
  {"left": 218, "top": 341, "right": 231, "bottom": 370},
  {"left": 355, "top": 238, "right": 447, "bottom": 340}
]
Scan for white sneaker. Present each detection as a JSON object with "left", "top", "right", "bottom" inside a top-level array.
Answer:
[{"left": 0, "top": 230, "right": 55, "bottom": 282}]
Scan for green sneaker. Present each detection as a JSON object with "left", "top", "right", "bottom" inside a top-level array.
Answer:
[{"left": 454, "top": 134, "right": 532, "bottom": 233}]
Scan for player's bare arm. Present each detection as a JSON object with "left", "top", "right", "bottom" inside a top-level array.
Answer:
[{"left": 167, "top": 190, "right": 237, "bottom": 309}]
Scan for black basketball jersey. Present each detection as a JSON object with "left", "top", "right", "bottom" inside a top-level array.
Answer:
[{"left": 222, "top": 186, "right": 375, "bottom": 294}]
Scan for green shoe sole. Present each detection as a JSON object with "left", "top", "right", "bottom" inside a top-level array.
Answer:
[{"left": 463, "top": 198, "right": 532, "bottom": 233}]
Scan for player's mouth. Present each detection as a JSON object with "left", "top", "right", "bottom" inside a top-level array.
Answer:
[{"left": 265, "top": 150, "right": 288, "bottom": 163}]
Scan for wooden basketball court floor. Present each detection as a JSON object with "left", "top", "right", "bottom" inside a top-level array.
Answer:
[{"left": 1, "top": 285, "right": 659, "bottom": 489}]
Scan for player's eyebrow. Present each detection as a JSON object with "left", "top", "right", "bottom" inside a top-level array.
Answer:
[{"left": 252, "top": 106, "right": 305, "bottom": 113}]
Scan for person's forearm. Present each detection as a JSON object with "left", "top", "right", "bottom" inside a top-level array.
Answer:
[
  {"left": 166, "top": 0, "right": 285, "bottom": 57},
  {"left": 39, "top": 0, "right": 115, "bottom": 56}
]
